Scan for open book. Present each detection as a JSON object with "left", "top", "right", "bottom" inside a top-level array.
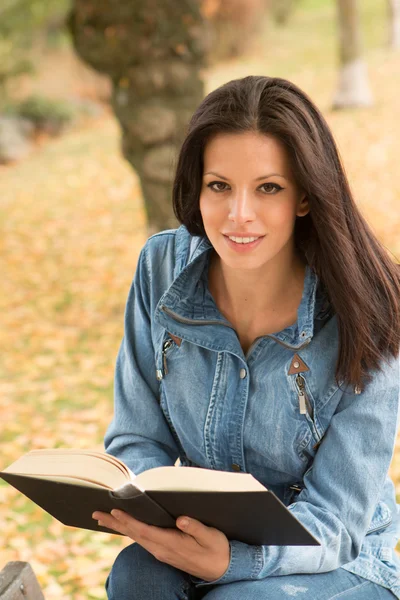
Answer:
[{"left": 0, "top": 449, "right": 319, "bottom": 546}]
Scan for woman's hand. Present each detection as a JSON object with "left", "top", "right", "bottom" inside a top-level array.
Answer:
[{"left": 92, "top": 510, "right": 230, "bottom": 582}]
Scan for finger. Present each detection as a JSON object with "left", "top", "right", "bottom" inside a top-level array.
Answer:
[
  {"left": 92, "top": 511, "right": 130, "bottom": 536},
  {"left": 92, "top": 511, "right": 109, "bottom": 520},
  {"left": 110, "top": 509, "right": 152, "bottom": 537},
  {"left": 109, "top": 510, "right": 177, "bottom": 549},
  {"left": 92, "top": 510, "right": 140, "bottom": 532},
  {"left": 108, "top": 512, "right": 188, "bottom": 564},
  {"left": 176, "top": 517, "right": 216, "bottom": 547},
  {"left": 93, "top": 510, "right": 141, "bottom": 527}
]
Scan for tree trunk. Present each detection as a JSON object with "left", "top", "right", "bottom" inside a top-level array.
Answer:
[
  {"left": 68, "top": 1, "right": 209, "bottom": 233},
  {"left": 332, "top": 0, "right": 373, "bottom": 109},
  {"left": 388, "top": 0, "right": 400, "bottom": 49}
]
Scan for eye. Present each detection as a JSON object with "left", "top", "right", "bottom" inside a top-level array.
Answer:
[
  {"left": 259, "top": 183, "right": 283, "bottom": 194},
  {"left": 207, "top": 181, "right": 229, "bottom": 192}
]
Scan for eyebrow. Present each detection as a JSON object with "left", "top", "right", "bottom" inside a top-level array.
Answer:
[{"left": 204, "top": 171, "right": 288, "bottom": 181}]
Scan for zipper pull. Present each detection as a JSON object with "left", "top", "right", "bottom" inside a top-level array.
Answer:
[
  {"left": 296, "top": 374, "right": 307, "bottom": 415},
  {"left": 298, "top": 391, "right": 307, "bottom": 414},
  {"left": 162, "top": 339, "right": 174, "bottom": 376}
]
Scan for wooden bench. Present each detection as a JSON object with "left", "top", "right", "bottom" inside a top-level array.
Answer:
[{"left": 0, "top": 563, "right": 44, "bottom": 600}]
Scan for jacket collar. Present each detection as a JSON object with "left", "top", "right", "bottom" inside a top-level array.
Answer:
[{"left": 154, "top": 228, "right": 330, "bottom": 354}]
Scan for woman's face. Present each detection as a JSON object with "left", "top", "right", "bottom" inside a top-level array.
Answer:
[{"left": 199, "top": 131, "right": 309, "bottom": 272}]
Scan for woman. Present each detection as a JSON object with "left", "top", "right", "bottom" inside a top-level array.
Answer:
[{"left": 93, "top": 76, "right": 400, "bottom": 599}]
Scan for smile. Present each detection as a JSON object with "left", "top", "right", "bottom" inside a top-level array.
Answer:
[
  {"left": 228, "top": 236, "right": 260, "bottom": 244},
  {"left": 223, "top": 235, "right": 265, "bottom": 252}
]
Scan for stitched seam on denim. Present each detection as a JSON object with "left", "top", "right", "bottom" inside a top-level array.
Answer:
[
  {"left": 159, "top": 386, "right": 186, "bottom": 456},
  {"left": 154, "top": 318, "right": 243, "bottom": 356},
  {"left": 251, "top": 546, "right": 264, "bottom": 578},
  {"left": 180, "top": 582, "right": 191, "bottom": 600},
  {"left": 214, "top": 542, "right": 259, "bottom": 583},
  {"left": 297, "top": 428, "right": 313, "bottom": 464},
  {"left": 235, "top": 372, "right": 249, "bottom": 468},
  {"left": 343, "top": 558, "right": 400, "bottom": 587},
  {"left": 319, "top": 384, "right": 342, "bottom": 413},
  {"left": 365, "top": 502, "right": 392, "bottom": 534},
  {"left": 221, "top": 543, "right": 236, "bottom": 580},
  {"left": 147, "top": 231, "right": 177, "bottom": 281},
  {"left": 246, "top": 337, "right": 267, "bottom": 364},
  {"left": 148, "top": 230, "right": 177, "bottom": 241},
  {"left": 204, "top": 352, "right": 223, "bottom": 469},
  {"left": 299, "top": 265, "right": 317, "bottom": 335},
  {"left": 329, "top": 580, "right": 370, "bottom": 599}
]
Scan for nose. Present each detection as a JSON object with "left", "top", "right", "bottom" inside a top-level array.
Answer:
[{"left": 228, "top": 191, "right": 256, "bottom": 223}]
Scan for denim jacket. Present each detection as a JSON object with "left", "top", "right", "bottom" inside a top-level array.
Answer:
[{"left": 105, "top": 225, "right": 400, "bottom": 596}]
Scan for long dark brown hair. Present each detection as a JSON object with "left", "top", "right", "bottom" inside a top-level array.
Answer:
[{"left": 172, "top": 75, "right": 400, "bottom": 392}]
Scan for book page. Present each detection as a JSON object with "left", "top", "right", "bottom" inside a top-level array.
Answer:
[
  {"left": 3, "top": 449, "right": 131, "bottom": 490},
  {"left": 23, "top": 474, "right": 107, "bottom": 489},
  {"left": 134, "top": 466, "right": 267, "bottom": 493}
]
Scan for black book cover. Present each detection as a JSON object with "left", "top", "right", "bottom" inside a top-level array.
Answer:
[{"left": 0, "top": 472, "right": 320, "bottom": 546}]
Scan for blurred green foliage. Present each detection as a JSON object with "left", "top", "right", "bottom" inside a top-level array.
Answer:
[
  {"left": 0, "top": 0, "right": 70, "bottom": 36},
  {"left": 4, "top": 94, "right": 76, "bottom": 133},
  {"left": 0, "top": 0, "right": 71, "bottom": 99}
]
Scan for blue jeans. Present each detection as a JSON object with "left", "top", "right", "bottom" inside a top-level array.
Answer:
[{"left": 106, "top": 543, "right": 396, "bottom": 599}]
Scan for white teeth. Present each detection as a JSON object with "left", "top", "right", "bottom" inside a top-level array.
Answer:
[{"left": 228, "top": 236, "right": 259, "bottom": 244}]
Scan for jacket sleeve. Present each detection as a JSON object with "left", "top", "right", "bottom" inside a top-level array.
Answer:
[
  {"left": 104, "top": 244, "right": 180, "bottom": 475},
  {"left": 191, "top": 353, "right": 400, "bottom": 587}
]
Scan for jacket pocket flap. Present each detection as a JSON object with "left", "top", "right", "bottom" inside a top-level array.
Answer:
[{"left": 366, "top": 500, "right": 392, "bottom": 535}]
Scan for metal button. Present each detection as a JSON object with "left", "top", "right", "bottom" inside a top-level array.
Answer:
[
  {"left": 232, "top": 463, "right": 241, "bottom": 471},
  {"left": 293, "top": 361, "right": 300, "bottom": 368},
  {"left": 239, "top": 368, "right": 247, "bottom": 379}
]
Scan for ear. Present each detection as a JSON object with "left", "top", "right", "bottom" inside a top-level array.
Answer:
[{"left": 296, "top": 193, "right": 310, "bottom": 218}]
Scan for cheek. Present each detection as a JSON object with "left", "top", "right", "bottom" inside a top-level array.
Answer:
[
  {"left": 199, "top": 195, "right": 221, "bottom": 226},
  {"left": 265, "top": 200, "right": 297, "bottom": 230}
]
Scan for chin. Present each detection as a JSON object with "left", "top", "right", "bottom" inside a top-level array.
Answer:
[{"left": 219, "top": 254, "right": 270, "bottom": 270}]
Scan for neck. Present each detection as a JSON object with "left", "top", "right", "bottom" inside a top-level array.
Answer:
[{"left": 209, "top": 249, "right": 307, "bottom": 320}]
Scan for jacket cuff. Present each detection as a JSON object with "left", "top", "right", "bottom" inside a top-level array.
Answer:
[{"left": 189, "top": 540, "right": 264, "bottom": 587}]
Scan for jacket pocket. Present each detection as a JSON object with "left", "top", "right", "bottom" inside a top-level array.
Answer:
[{"left": 366, "top": 500, "right": 393, "bottom": 535}]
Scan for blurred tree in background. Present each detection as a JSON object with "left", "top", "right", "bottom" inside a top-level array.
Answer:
[
  {"left": 0, "top": 0, "right": 71, "bottom": 102},
  {"left": 69, "top": 1, "right": 210, "bottom": 233},
  {"left": 387, "top": 0, "right": 400, "bottom": 48},
  {"left": 333, "top": 0, "right": 373, "bottom": 108}
]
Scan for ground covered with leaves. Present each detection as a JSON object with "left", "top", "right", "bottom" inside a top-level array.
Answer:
[{"left": 1, "top": 2, "right": 400, "bottom": 598}]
